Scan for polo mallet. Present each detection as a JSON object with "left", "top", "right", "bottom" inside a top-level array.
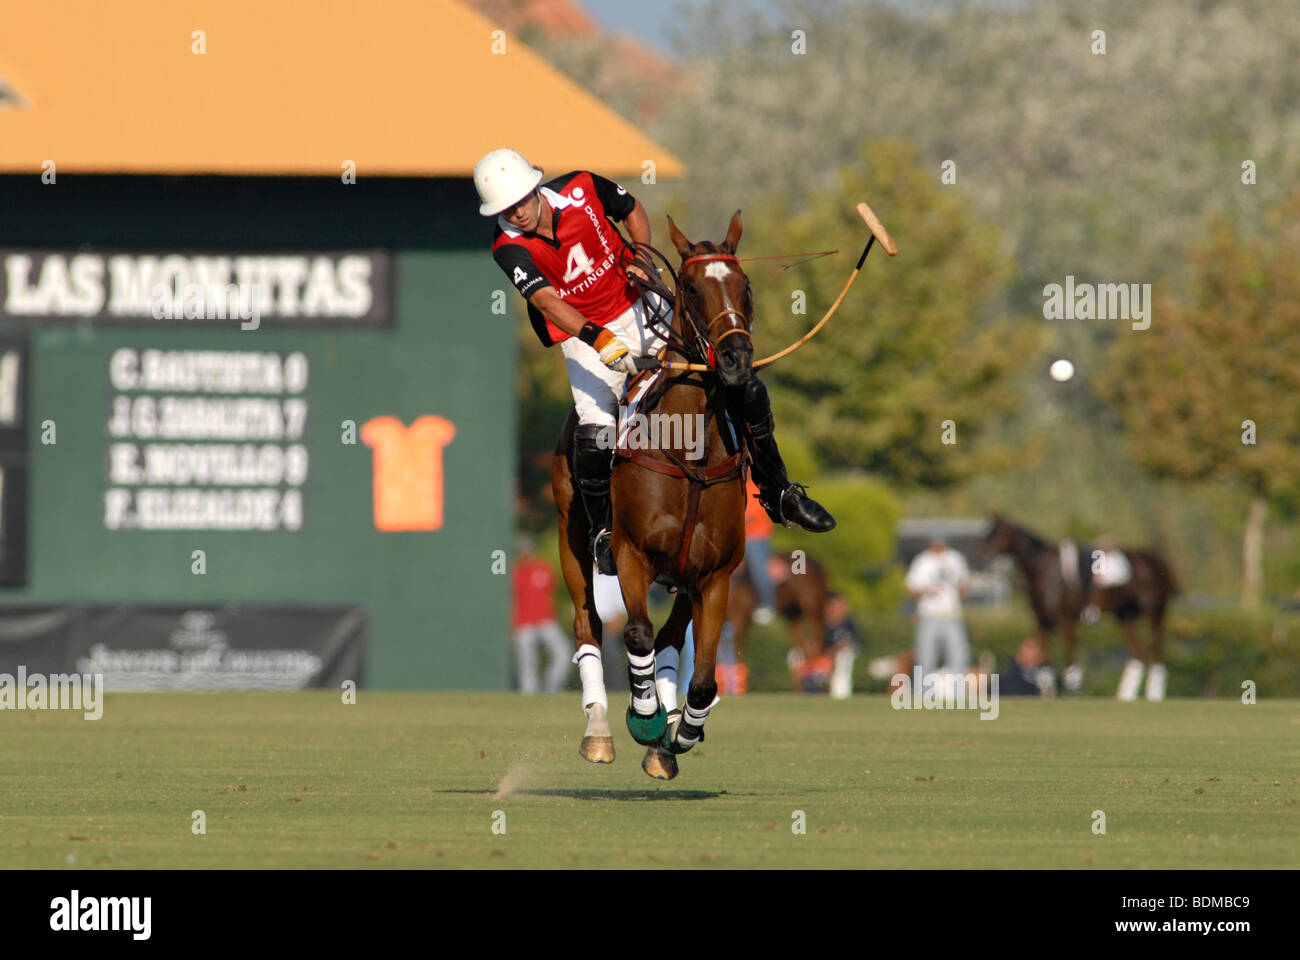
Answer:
[{"left": 635, "top": 200, "right": 897, "bottom": 373}]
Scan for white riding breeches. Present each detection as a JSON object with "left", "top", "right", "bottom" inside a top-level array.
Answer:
[{"left": 559, "top": 292, "right": 670, "bottom": 429}]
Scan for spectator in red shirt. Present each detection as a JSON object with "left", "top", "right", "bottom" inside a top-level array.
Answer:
[{"left": 512, "top": 538, "right": 570, "bottom": 694}]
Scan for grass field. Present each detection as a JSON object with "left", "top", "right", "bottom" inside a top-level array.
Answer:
[{"left": 3, "top": 692, "right": 1297, "bottom": 869}]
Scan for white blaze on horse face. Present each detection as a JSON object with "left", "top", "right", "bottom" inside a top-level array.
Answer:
[{"left": 698, "top": 261, "right": 743, "bottom": 337}]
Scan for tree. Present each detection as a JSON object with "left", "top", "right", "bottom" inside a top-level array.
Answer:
[
  {"left": 741, "top": 140, "right": 1037, "bottom": 487},
  {"left": 1103, "top": 190, "right": 1300, "bottom": 604}
]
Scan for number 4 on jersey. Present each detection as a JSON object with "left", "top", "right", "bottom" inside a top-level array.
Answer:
[{"left": 562, "top": 242, "right": 595, "bottom": 283}]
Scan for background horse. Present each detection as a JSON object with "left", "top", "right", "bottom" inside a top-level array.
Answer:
[
  {"left": 723, "top": 550, "right": 830, "bottom": 692},
  {"left": 553, "top": 211, "right": 754, "bottom": 779},
  {"left": 980, "top": 512, "right": 1179, "bottom": 698}
]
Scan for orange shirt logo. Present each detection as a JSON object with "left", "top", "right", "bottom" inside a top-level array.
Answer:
[{"left": 360, "top": 415, "right": 456, "bottom": 531}]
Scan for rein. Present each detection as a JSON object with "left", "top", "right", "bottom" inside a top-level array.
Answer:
[{"left": 624, "top": 200, "right": 897, "bottom": 374}]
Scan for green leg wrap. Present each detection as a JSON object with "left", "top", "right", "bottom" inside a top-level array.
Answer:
[{"left": 625, "top": 703, "right": 667, "bottom": 745}]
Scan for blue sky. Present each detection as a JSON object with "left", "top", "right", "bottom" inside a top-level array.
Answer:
[
  {"left": 578, "top": 1, "right": 1027, "bottom": 56},
  {"left": 579, "top": 0, "right": 689, "bottom": 56}
]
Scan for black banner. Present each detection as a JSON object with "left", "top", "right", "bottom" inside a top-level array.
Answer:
[
  {"left": 0, "top": 249, "right": 392, "bottom": 326},
  {"left": 0, "top": 870, "right": 1281, "bottom": 945},
  {"left": 0, "top": 605, "right": 365, "bottom": 690}
]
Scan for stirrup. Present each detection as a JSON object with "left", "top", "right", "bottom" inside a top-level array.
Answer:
[
  {"left": 758, "top": 482, "right": 813, "bottom": 527},
  {"left": 759, "top": 478, "right": 832, "bottom": 530},
  {"left": 591, "top": 528, "right": 617, "bottom": 576},
  {"left": 756, "top": 486, "right": 791, "bottom": 527},
  {"left": 780, "top": 482, "right": 811, "bottom": 520}
]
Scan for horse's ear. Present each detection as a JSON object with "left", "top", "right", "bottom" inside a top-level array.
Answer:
[
  {"left": 722, "top": 209, "right": 743, "bottom": 253},
  {"left": 666, "top": 215, "right": 693, "bottom": 259}
]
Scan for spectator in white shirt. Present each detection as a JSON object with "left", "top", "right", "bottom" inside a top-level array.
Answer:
[{"left": 905, "top": 537, "right": 971, "bottom": 682}]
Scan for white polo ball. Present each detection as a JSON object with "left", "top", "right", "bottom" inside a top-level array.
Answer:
[{"left": 1049, "top": 358, "right": 1075, "bottom": 382}]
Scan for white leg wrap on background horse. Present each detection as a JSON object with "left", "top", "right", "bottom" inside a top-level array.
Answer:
[
  {"left": 655, "top": 647, "right": 680, "bottom": 712},
  {"left": 1063, "top": 663, "right": 1084, "bottom": 692},
  {"left": 830, "top": 648, "right": 854, "bottom": 700},
  {"left": 627, "top": 650, "right": 658, "bottom": 715},
  {"left": 1145, "top": 662, "right": 1167, "bottom": 702},
  {"left": 573, "top": 644, "right": 607, "bottom": 712},
  {"left": 1117, "top": 658, "right": 1145, "bottom": 702}
]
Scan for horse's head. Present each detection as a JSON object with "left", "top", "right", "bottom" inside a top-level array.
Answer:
[
  {"left": 666, "top": 211, "right": 754, "bottom": 388},
  {"left": 978, "top": 512, "right": 1014, "bottom": 558}
]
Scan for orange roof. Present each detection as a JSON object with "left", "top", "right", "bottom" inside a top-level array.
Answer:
[{"left": 0, "top": 0, "right": 684, "bottom": 178}]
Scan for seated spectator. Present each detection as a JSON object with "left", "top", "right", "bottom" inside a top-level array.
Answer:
[{"left": 1001, "top": 636, "right": 1051, "bottom": 696}]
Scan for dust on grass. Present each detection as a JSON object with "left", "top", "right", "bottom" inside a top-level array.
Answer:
[{"left": 492, "top": 761, "right": 534, "bottom": 801}]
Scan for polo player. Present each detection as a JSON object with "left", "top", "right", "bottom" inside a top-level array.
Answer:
[{"left": 475, "top": 148, "right": 834, "bottom": 579}]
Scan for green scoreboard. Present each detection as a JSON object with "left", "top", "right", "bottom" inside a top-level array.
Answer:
[{"left": 0, "top": 176, "right": 515, "bottom": 690}]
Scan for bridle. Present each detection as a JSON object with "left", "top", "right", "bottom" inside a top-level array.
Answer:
[
  {"left": 620, "top": 243, "right": 752, "bottom": 371},
  {"left": 677, "top": 252, "right": 753, "bottom": 368}
]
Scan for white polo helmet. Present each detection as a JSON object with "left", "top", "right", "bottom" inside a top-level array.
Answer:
[{"left": 474, "top": 148, "right": 544, "bottom": 216}]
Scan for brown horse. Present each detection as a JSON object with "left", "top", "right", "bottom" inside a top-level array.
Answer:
[
  {"left": 724, "top": 550, "right": 830, "bottom": 692},
  {"left": 979, "top": 513, "right": 1179, "bottom": 699},
  {"left": 553, "top": 211, "right": 753, "bottom": 779}
]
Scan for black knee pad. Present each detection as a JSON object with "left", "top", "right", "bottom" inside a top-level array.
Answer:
[
  {"left": 574, "top": 422, "right": 607, "bottom": 445},
  {"left": 727, "top": 375, "right": 774, "bottom": 438},
  {"left": 727, "top": 374, "right": 768, "bottom": 412}
]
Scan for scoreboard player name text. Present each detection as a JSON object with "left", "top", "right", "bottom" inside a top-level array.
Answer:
[{"left": 104, "top": 349, "right": 309, "bottom": 531}]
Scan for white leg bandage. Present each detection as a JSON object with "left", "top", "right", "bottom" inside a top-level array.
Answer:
[
  {"left": 1145, "top": 662, "right": 1167, "bottom": 702},
  {"left": 1117, "top": 658, "right": 1145, "bottom": 702},
  {"left": 573, "top": 644, "right": 607, "bottom": 713},
  {"left": 627, "top": 649, "right": 658, "bottom": 715},
  {"left": 655, "top": 647, "right": 680, "bottom": 712},
  {"left": 830, "top": 647, "right": 854, "bottom": 699}
]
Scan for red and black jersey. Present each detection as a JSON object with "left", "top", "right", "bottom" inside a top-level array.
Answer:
[{"left": 492, "top": 171, "right": 639, "bottom": 346}]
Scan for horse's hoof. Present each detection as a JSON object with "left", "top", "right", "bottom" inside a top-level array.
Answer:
[
  {"left": 641, "top": 743, "right": 678, "bottom": 780},
  {"left": 580, "top": 702, "right": 615, "bottom": 763},
  {"left": 626, "top": 704, "right": 667, "bottom": 745},
  {"left": 579, "top": 736, "right": 616, "bottom": 764}
]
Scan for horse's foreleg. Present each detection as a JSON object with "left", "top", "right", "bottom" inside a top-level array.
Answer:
[
  {"left": 1062, "top": 620, "right": 1084, "bottom": 693},
  {"left": 1116, "top": 619, "right": 1146, "bottom": 701},
  {"left": 1034, "top": 628, "right": 1058, "bottom": 696},
  {"left": 653, "top": 591, "right": 693, "bottom": 712},
  {"left": 1145, "top": 616, "right": 1167, "bottom": 701},
  {"left": 786, "top": 618, "right": 806, "bottom": 691},
  {"left": 641, "top": 591, "right": 692, "bottom": 780},
  {"left": 1034, "top": 626, "right": 1051, "bottom": 663},
  {"left": 673, "top": 571, "right": 729, "bottom": 754},
  {"left": 617, "top": 550, "right": 666, "bottom": 745},
  {"left": 557, "top": 486, "right": 614, "bottom": 763}
]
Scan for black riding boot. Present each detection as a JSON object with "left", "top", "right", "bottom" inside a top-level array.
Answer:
[
  {"left": 573, "top": 423, "right": 618, "bottom": 575},
  {"left": 727, "top": 377, "right": 835, "bottom": 532}
]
